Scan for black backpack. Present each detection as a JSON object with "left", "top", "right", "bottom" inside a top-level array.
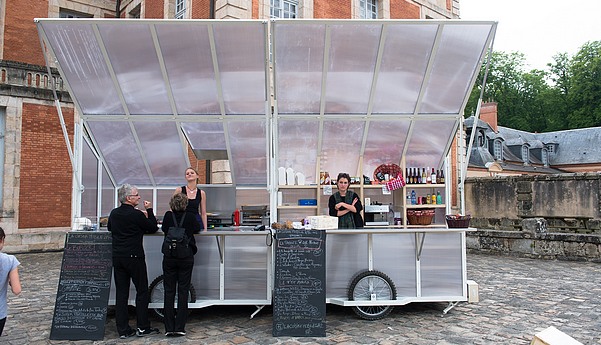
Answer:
[{"left": 161, "top": 213, "right": 193, "bottom": 258}]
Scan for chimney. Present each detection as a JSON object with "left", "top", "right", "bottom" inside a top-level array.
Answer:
[{"left": 480, "top": 102, "right": 498, "bottom": 133}]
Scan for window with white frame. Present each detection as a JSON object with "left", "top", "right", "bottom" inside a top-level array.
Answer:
[
  {"left": 175, "top": 0, "right": 186, "bottom": 19},
  {"left": 521, "top": 145, "right": 529, "bottom": 164},
  {"left": 493, "top": 139, "right": 503, "bottom": 161},
  {"left": 546, "top": 144, "right": 555, "bottom": 154},
  {"left": 542, "top": 148, "right": 549, "bottom": 166},
  {"left": 271, "top": 0, "right": 298, "bottom": 18},
  {"left": 360, "top": 0, "right": 378, "bottom": 19}
]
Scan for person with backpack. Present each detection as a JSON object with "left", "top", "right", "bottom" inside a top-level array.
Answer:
[{"left": 161, "top": 193, "right": 199, "bottom": 337}]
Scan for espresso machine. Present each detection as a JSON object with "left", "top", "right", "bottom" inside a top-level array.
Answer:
[{"left": 364, "top": 203, "right": 390, "bottom": 226}]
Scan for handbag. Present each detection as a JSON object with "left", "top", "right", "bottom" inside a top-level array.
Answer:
[
  {"left": 353, "top": 197, "right": 364, "bottom": 228},
  {"left": 353, "top": 211, "right": 364, "bottom": 228}
]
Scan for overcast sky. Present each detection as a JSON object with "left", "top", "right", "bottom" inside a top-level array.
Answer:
[{"left": 459, "top": 0, "right": 601, "bottom": 70}]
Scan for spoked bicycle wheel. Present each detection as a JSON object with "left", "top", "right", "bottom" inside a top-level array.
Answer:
[
  {"left": 148, "top": 275, "right": 196, "bottom": 321},
  {"left": 347, "top": 270, "right": 397, "bottom": 320}
]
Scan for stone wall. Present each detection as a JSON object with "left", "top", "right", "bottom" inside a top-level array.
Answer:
[
  {"left": 465, "top": 173, "right": 601, "bottom": 233},
  {"left": 465, "top": 173, "right": 601, "bottom": 261}
]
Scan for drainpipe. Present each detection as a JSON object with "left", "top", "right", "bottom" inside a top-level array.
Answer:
[
  {"left": 210, "top": 0, "right": 215, "bottom": 18},
  {"left": 115, "top": 0, "right": 121, "bottom": 18}
]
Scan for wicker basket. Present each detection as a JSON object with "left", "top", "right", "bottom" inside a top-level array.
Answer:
[
  {"left": 373, "top": 163, "right": 402, "bottom": 182},
  {"left": 407, "top": 209, "right": 435, "bottom": 225},
  {"left": 445, "top": 214, "right": 471, "bottom": 228}
]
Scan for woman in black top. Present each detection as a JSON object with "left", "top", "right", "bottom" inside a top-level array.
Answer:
[
  {"left": 328, "top": 173, "right": 363, "bottom": 228},
  {"left": 173, "top": 167, "right": 207, "bottom": 232},
  {"left": 161, "top": 193, "right": 199, "bottom": 337}
]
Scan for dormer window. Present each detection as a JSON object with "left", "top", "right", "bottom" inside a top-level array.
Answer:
[
  {"left": 521, "top": 145, "right": 530, "bottom": 165},
  {"left": 493, "top": 139, "right": 503, "bottom": 161}
]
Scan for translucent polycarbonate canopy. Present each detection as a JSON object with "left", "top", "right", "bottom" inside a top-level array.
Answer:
[{"left": 36, "top": 18, "right": 496, "bottom": 187}]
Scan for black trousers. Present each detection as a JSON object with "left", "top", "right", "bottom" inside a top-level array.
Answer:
[
  {"left": 162, "top": 255, "right": 194, "bottom": 333},
  {"left": 113, "top": 256, "right": 151, "bottom": 335},
  {"left": 0, "top": 317, "right": 6, "bottom": 336}
]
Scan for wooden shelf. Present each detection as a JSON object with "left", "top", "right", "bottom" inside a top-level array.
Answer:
[
  {"left": 277, "top": 205, "right": 318, "bottom": 209},
  {"left": 406, "top": 204, "right": 446, "bottom": 209},
  {"left": 278, "top": 185, "right": 318, "bottom": 189},
  {"left": 405, "top": 184, "right": 445, "bottom": 188}
]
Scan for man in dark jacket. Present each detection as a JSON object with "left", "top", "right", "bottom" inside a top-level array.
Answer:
[{"left": 108, "top": 184, "right": 159, "bottom": 339}]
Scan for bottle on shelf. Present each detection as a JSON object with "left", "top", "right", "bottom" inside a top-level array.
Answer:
[
  {"left": 440, "top": 169, "right": 445, "bottom": 184},
  {"left": 431, "top": 193, "right": 436, "bottom": 204},
  {"left": 436, "top": 191, "right": 442, "bottom": 204},
  {"left": 426, "top": 193, "right": 431, "bottom": 204},
  {"left": 431, "top": 168, "right": 436, "bottom": 184},
  {"left": 410, "top": 190, "right": 416, "bottom": 205},
  {"left": 426, "top": 166, "right": 432, "bottom": 184},
  {"left": 421, "top": 168, "right": 427, "bottom": 184}
]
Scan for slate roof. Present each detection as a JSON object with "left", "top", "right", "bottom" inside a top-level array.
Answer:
[{"left": 465, "top": 116, "right": 601, "bottom": 173}]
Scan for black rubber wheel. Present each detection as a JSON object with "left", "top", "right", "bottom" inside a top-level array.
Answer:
[
  {"left": 347, "top": 270, "right": 397, "bottom": 320},
  {"left": 148, "top": 275, "right": 197, "bottom": 321}
]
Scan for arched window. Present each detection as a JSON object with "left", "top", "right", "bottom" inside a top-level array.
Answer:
[
  {"left": 477, "top": 130, "right": 485, "bottom": 147},
  {"left": 542, "top": 148, "right": 549, "bottom": 166},
  {"left": 493, "top": 139, "right": 503, "bottom": 161},
  {"left": 521, "top": 145, "right": 529, "bottom": 165}
]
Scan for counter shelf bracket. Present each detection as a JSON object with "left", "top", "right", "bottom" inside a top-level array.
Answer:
[
  {"left": 250, "top": 305, "right": 266, "bottom": 319},
  {"left": 367, "top": 233, "right": 374, "bottom": 271},
  {"left": 215, "top": 235, "right": 224, "bottom": 264},
  {"left": 441, "top": 301, "right": 461, "bottom": 316},
  {"left": 414, "top": 232, "right": 427, "bottom": 261}
]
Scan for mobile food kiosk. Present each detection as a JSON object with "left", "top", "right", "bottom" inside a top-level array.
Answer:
[{"left": 36, "top": 18, "right": 496, "bottom": 321}]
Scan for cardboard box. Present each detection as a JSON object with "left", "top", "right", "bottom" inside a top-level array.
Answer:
[
  {"left": 307, "top": 216, "right": 338, "bottom": 229},
  {"left": 467, "top": 280, "right": 479, "bottom": 303},
  {"left": 530, "top": 326, "right": 583, "bottom": 345}
]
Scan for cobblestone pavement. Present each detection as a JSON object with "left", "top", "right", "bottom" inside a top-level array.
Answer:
[{"left": 1, "top": 252, "right": 600, "bottom": 344}]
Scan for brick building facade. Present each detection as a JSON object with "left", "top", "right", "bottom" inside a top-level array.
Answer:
[{"left": 0, "top": 0, "right": 459, "bottom": 252}]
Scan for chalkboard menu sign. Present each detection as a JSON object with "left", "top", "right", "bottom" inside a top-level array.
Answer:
[
  {"left": 273, "top": 229, "right": 326, "bottom": 337},
  {"left": 50, "top": 232, "right": 113, "bottom": 340}
]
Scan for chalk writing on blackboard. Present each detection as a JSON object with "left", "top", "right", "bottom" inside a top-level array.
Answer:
[
  {"left": 50, "top": 232, "right": 113, "bottom": 341},
  {"left": 273, "top": 229, "right": 326, "bottom": 337}
]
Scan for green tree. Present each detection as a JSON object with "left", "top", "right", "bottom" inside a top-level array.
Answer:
[
  {"left": 467, "top": 42, "right": 601, "bottom": 133},
  {"left": 567, "top": 41, "right": 601, "bottom": 128},
  {"left": 465, "top": 51, "right": 550, "bottom": 132},
  {"left": 545, "top": 53, "right": 571, "bottom": 131}
]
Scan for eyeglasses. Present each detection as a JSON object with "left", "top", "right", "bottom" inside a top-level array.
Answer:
[{"left": 128, "top": 194, "right": 139, "bottom": 197}]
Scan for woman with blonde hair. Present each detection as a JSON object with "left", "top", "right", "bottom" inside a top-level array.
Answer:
[{"left": 174, "top": 167, "right": 207, "bottom": 232}]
